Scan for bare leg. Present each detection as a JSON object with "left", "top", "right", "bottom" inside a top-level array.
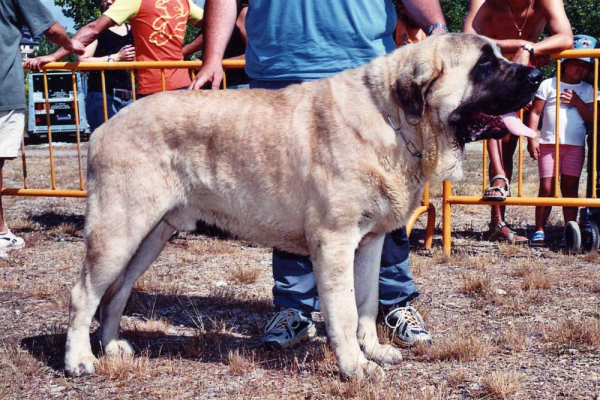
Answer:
[
  {"left": 311, "top": 231, "right": 381, "bottom": 379},
  {"left": 0, "top": 159, "right": 6, "bottom": 233},
  {"left": 487, "top": 139, "right": 506, "bottom": 226},
  {"left": 500, "top": 135, "right": 519, "bottom": 221},
  {"left": 98, "top": 220, "right": 176, "bottom": 356},
  {"left": 535, "top": 177, "right": 554, "bottom": 232},
  {"left": 561, "top": 174, "right": 580, "bottom": 223},
  {"left": 354, "top": 234, "right": 402, "bottom": 365}
]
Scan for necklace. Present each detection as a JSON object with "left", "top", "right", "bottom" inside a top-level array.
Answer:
[{"left": 507, "top": 0, "right": 533, "bottom": 37}]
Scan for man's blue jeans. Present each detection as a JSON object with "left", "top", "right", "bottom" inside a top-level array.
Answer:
[
  {"left": 250, "top": 78, "right": 419, "bottom": 315},
  {"left": 85, "top": 92, "right": 132, "bottom": 132}
]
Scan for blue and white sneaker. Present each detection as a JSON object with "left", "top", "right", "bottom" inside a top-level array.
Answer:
[
  {"left": 385, "top": 305, "right": 432, "bottom": 347},
  {"left": 0, "top": 229, "right": 25, "bottom": 251},
  {"left": 262, "top": 308, "right": 316, "bottom": 350}
]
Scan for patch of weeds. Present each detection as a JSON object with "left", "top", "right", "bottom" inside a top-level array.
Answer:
[
  {"left": 446, "top": 368, "right": 468, "bottom": 388},
  {"left": 208, "top": 286, "right": 237, "bottom": 305},
  {"left": 521, "top": 266, "right": 552, "bottom": 290},
  {"left": 123, "top": 317, "right": 171, "bottom": 338},
  {"left": 583, "top": 250, "right": 600, "bottom": 263},
  {"left": 228, "top": 265, "right": 260, "bottom": 284},
  {"left": 414, "top": 329, "right": 492, "bottom": 362},
  {"left": 545, "top": 317, "right": 600, "bottom": 348},
  {"left": 416, "top": 382, "right": 450, "bottom": 400},
  {"left": 432, "top": 247, "right": 452, "bottom": 265},
  {"left": 482, "top": 371, "right": 523, "bottom": 399},
  {"left": 460, "top": 272, "right": 494, "bottom": 298},
  {"left": 494, "top": 325, "right": 527, "bottom": 353},
  {"left": 96, "top": 351, "right": 153, "bottom": 381},
  {"left": 225, "top": 348, "right": 256, "bottom": 375}
]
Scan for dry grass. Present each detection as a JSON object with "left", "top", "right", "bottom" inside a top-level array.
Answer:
[
  {"left": 415, "top": 330, "right": 492, "bottom": 362},
  {"left": 495, "top": 325, "right": 528, "bottom": 353},
  {"left": 27, "top": 282, "right": 70, "bottom": 308},
  {"left": 515, "top": 262, "right": 554, "bottom": 290},
  {"left": 583, "top": 250, "right": 600, "bottom": 262},
  {"left": 225, "top": 348, "right": 256, "bottom": 375},
  {"left": 208, "top": 285, "right": 238, "bottom": 305},
  {"left": 460, "top": 272, "right": 494, "bottom": 297},
  {"left": 496, "top": 290, "right": 533, "bottom": 317},
  {"left": 0, "top": 343, "right": 44, "bottom": 384},
  {"left": 431, "top": 247, "right": 452, "bottom": 265},
  {"left": 416, "top": 383, "right": 450, "bottom": 400},
  {"left": 228, "top": 264, "right": 261, "bottom": 284},
  {"left": 320, "top": 375, "right": 407, "bottom": 400},
  {"left": 446, "top": 368, "right": 468, "bottom": 388},
  {"left": 463, "top": 253, "right": 492, "bottom": 271},
  {"left": 123, "top": 317, "right": 171, "bottom": 337},
  {"left": 246, "top": 296, "right": 274, "bottom": 314},
  {"left": 482, "top": 371, "right": 523, "bottom": 399},
  {"left": 133, "top": 273, "right": 184, "bottom": 297},
  {"left": 96, "top": 352, "right": 153, "bottom": 381},
  {"left": 546, "top": 317, "right": 600, "bottom": 348}
]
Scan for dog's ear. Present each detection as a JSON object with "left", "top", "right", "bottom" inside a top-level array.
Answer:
[{"left": 393, "top": 58, "right": 442, "bottom": 125}]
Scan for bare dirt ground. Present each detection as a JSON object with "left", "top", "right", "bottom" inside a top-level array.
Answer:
[{"left": 0, "top": 142, "right": 599, "bottom": 399}]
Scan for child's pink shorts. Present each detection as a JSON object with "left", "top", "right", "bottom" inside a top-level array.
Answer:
[{"left": 538, "top": 144, "right": 585, "bottom": 179}]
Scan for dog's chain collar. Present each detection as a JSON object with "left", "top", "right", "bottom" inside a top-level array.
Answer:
[{"left": 386, "top": 114, "right": 422, "bottom": 159}]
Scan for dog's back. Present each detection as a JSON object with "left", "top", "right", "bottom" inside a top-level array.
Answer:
[{"left": 85, "top": 82, "right": 373, "bottom": 253}]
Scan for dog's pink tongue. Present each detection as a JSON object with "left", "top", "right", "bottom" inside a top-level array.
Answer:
[{"left": 500, "top": 112, "right": 537, "bottom": 138}]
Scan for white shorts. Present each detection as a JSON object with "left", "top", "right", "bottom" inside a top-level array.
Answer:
[{"left": 0, "top": 109, "right": 25, "bottom": 159}]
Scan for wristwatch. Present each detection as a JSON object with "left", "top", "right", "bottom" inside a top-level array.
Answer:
[
  {"left": 522, "top": 44, "right": 535, "bottom": 56},
  {"left": 107, "top": 54, "right": 115, "bottom": 62},
  {"left": 427, "top": 22, "right": 448, "bottom": 36}
]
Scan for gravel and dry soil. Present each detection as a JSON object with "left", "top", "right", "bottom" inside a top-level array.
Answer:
[{"left": 0, "top": 141, "right": 599, "bottom": 399}]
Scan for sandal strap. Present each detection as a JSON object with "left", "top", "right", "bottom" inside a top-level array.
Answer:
[{"left": 488, "top": 175, "right": 510, "bottom": 196}]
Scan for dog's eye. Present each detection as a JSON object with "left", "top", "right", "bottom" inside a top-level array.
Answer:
[{"left": 478, "top": 56, "right": 494, "bottom": 68}]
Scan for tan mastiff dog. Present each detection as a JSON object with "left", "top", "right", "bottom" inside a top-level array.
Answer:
[{"left": 65, "top": 33, "right": 541, "bottom": 378}]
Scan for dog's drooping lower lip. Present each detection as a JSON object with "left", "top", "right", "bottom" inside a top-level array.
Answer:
[{"left": 452, "top": 94, "right": 538, "bottom": 145}]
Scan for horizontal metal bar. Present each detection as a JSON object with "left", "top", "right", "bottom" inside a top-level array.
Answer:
[
  {"left": 1, "top": 188, "right": 87, "bottom": 198},
  {"left": 447, "top": 196, "right": 600, "bottom": 207},
  {"left": 28, "top": 60, "right": 246, "bottom": 71},
  {"left": 550, "top": 49, "right": 600, "bottom": 59}
]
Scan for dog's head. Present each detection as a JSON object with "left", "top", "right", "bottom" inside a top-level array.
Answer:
[{"left": 373, "top": 33, "right": 542, "bottom": 180}]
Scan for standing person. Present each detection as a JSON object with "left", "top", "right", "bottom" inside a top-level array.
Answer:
[
  {"left": 0, "top": 0, "right": 84, "bottom": 254},
  {"left": 394, "top": 1, "right": 427, "bottom": 46},
  {"left": 527, "top": 35, "right": 597, "bottom": 247},
  {"left": 463, "top": 0, "right": 573, "bottom": 243},
  {"left": 79, "top": 0, "right": 135, "bottom": 132},
  {"left": 183, "top": 1, "right": 249, "bottom": 89},
  {"left": 191, "top": 0, "right": 448, "bottom": 350},
  {"left": 25, "top": 0, "right": 204, "bottom": 97}
]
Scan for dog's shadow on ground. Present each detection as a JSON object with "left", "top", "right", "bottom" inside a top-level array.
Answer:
[{"left": 21, "top": 290, "right": 329, "bottom": 374}]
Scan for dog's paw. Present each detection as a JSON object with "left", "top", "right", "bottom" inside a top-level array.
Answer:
[
  {"left": 65, "top": 354, "right": 97, "bottom": 377},
  {"left": 340, "top": 360, "right": 385, "bottom": 380},
  {"left": 355, "top": 360, "right": 385, "bottom": 381},
  {"left": 362, "top": 344, "right": 402, "bottom": 365},
  {"left": 104, "top": 339, "right": 134, "bottom": 356}
]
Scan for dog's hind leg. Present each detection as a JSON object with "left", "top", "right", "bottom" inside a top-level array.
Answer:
[
  {"left": 97, "top": 219, "right": 175, "bottom": 357},
  {"left": 354, "top": 235, "right": 403, "bottom": 365},
  {"left": 311, "top": 231, "right": 383, "bottom": 379},
  {"left": 64, "top": 205, "right": 170, "bottom": 377}
]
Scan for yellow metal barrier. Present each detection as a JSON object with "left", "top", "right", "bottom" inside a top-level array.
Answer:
[
  {"left": 443, "top": 49, "right": 600, "bottom": 254},
  {"left": 11, "top": 60, "right": 434, "bottom": 246}
]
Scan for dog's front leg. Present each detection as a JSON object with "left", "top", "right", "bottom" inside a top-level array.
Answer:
[
  {"left": 354, "top": 235, "right": 403, "bottom": 365},
  {"left": 311, "top": 232, "right": 383, "bottom": 379}
]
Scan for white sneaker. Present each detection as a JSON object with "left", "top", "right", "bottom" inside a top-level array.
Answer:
[
  {"left": 385, "top": 305, "right": 432, "bottom": 347},
  {"left": 0, "top": 229, "right": 25, "bottom": 251},
  {"left": 262, "top": 308, "right": 316, "bottom": 350}
]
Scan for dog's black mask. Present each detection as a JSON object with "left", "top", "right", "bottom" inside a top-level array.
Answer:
[{"left": 450, "top": 44, "right": 543, "bottom": 145}]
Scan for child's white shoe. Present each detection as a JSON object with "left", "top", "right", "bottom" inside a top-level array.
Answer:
[{"left": 0, "top": 229, "right": 25, "bottom": 251}]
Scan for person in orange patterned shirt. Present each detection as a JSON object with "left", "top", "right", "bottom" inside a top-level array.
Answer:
[{"left": 26, "top": 0, "right": 204, "bottom": 96}]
